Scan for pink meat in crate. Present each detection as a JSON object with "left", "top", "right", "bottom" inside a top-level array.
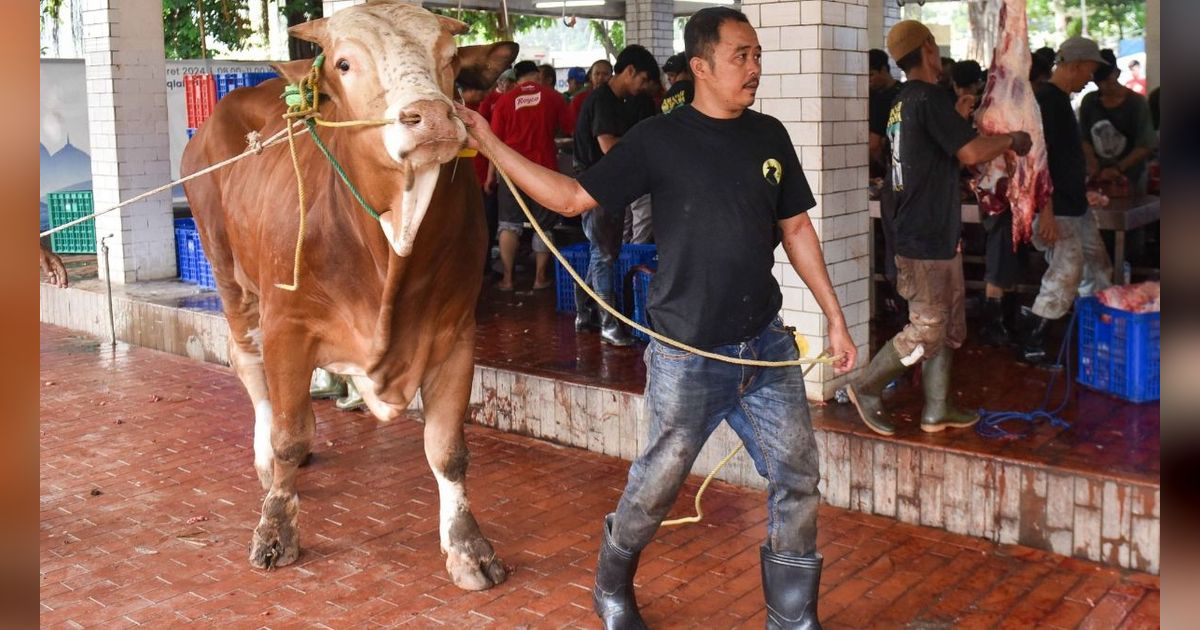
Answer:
[{"left": 971, "top": 0, "right": 1052, "bottom": 246}]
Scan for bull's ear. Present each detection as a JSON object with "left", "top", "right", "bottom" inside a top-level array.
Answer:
[
  {"left": 455, "top": 42, "right": 520, "bottom": 90},
  {"left": 288, "top": 16, "right": 329, "bottom": 46},
  {"left": 436, "top": 14, "right": 469, "bottom": 35},
  {"left": 272, "top": 58, "right": 316, "bottom": 86}
]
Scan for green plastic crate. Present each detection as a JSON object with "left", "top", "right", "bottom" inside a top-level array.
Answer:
[{"left": 47, "top": 190, "right": 95, "bottom": 254}]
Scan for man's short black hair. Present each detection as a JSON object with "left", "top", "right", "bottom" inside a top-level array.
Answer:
[
  {"left": 1029, "top": 52, "right": 1051, "bottom": 82},
  {"left": 513, "top": 60, "right": 539, "bottom": 79},
  {"left": 1034, "top": 46, "right": 1056, "bottom": 67},
  {"left": 951, "top": 59, "right": 983, "bottom": 88},
  {"left": 614, "top": 44, "right": 660, "bottom": 78},
  {"left": 868, "top": 49, "right": 890, "bottom": 73},
  {"left": 684, "top": 7, "right": 750, "bottom": 64}
]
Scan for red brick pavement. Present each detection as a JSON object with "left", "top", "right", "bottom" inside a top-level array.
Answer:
[{"left": 40, "top": 325, "right": 1159, "bottom": 628}]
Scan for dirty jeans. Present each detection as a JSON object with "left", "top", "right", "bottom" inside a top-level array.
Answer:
[
  {"left": 1031, "top": 209, "right": 1113, "bottom": 320},
  {"left": 581, "top": 207, "right": 623, "bottom": 297},
  {"left": 610, "top": 318, "right": 821, "bottom": 556},
  {"left": 889, "top": 252, "right": 967, "bottom": 362}
]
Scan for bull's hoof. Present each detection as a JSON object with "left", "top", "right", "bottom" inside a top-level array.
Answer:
[
  {"left": 248, "top": 493, "right": 300, "bottom": 569},
  {"left": 446, "top": 546, "right": 508, "bottom": 591}
]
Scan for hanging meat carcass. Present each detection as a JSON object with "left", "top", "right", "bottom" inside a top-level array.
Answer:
[{"left": 971, "top": 0, "right": 1052, "bottom": 246}]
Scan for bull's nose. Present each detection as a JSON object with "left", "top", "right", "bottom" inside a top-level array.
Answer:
[{"left": 398, "top": 108, "right": 423, "bottom": 127}]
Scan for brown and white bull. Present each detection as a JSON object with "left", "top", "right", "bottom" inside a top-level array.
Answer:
[{"left": 180, "top": 1, "right": 517, "bottom": 590}]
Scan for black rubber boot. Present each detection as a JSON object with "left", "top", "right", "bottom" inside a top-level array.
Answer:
[
  {"left": 846, "top": 340, "right": 908, "bottom": 436},
  {"left": 1016, "top": 306, "right": 1052, "bottom": 365},
  {"left": 598, "top": 295, "right": 634, "bottom": 347},
  {"left": 761, "top": 547, "right": 822, "bottom": 630},
  {"left": 575, "top": 283, "right": 599, "bottom": 332},
  {"left": 920, "top": 349, "right": 980, "bottom": 432},
  {"left": 593, "top": 514, "right": 647, "bottom": 630},
  {"left": 978, "top": 297, "right": 1010, "bottom": 347}
]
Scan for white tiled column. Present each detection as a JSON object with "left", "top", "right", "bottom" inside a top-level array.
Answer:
[
  {"left": 867, "top": 0, "right": 901, "bottom": 49},
  {"left": 747, "top": 0, "right": 870, "bottom": 401},
  {"left": 83, "top": 0, "right": 174, "bottom": 283},
  {"left": 626, "top": 0, "right": 677, "bottom": 63}
]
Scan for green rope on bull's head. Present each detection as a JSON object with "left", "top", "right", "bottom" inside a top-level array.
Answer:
[{"left": 279, "top": 52, "right": 380, "bottom": 221}]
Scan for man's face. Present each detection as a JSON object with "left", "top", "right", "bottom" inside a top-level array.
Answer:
[
  {"left": 590, "top": 63, "right": 613, "bottom": 87},
  {"left": 868, "top": 68, "right": 891, "bottom": 91},
  {"left": 696, "top": 20, "right": 762, "bottom": 110},
  {"left": 927, "top": 39, "right": 943, "bottom": 75},
  {"left": 624, "top": 69, "right": 650, "bottom": 96},
  {"left": 1130, "top": 63, "right": 1142, "bottom": 78},
  {"left": 1070, "top": 60, "right": 1101, "bottom": 92},
  {"left": 665, "top": 70, "right": 681, "bottom": 86}
]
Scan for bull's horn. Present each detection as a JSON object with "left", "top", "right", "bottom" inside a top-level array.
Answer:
[{"left": 378, "top": 165, "right": 440, "bottom": 257}]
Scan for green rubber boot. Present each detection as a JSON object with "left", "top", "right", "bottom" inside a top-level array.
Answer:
[
  {"left": 310, "top": 368, "right": 347, "bottom": 400},
  {"left": 847, "top": 340, "right": 908, "bottom": 436},
  {"left": 920, "top": 349, "right": 980, "bottom": 432},
  {"left": 335, "top": 378, "right": 365, "bottom": 411}
]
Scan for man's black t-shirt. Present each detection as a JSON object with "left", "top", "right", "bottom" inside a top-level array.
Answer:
[
  {"left": 578, "top": 105, "right": 816, "bottom": 349},
  {"left": 1035, "top": 82, "right": 1087, "bottom": 217},
  {"left": 869, "top": 82, "right": 901, "bottom": 137},
  {"left": 572, "top": 83, "right": 639, "bottom": 172},
  {"left": 661, "top": 79, "right": 694, "bottom": 114},
  {"left": 886, "top": 80, "right": 977, "bottom": 260}
]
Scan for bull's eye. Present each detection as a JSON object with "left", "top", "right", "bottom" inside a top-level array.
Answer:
[{"left": 336, "top": 59, "right": 351, "bottom": 74}]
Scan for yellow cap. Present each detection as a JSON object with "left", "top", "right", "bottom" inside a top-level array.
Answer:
[{"left": 887, "top": 20, "right": 932, "bottom": 63}]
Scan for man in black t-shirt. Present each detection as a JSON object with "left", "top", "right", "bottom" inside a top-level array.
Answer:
[
  {"left": 660, "top": 53, "right": 694, "bottom": 114},
  {"left": 848, "top": 20, "right": 1033, "bottom": 437},
  {"left": 459, "top": 8, "right": 856, "bottom": 628},
  {"left": 1016, "top": 37, "right": 1114, "bottom": 364},
  {"left": 869, "top": 48, "right": 904, "bottom": 317},
  {"left": 570, "top": 44, "right": 660, "bottom": 347}
]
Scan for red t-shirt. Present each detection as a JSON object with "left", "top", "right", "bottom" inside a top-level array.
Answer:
[
  {"left": 490, "top": 81, "right": 573, "bottom": 172},
  {"left": 479, "top": 88, "right": 504, "bottom": 121},
  {"left": 568, "top": 88, "right": 592, "bottom": 135},
  {"left": 465, "top": 100, "right": 490, "bottom": 187}
]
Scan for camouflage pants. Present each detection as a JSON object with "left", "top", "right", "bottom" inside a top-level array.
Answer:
[
  {"left": 890, "top": 253, "right": 966, "bottom": 363},
  {"left": 1031, "top": 209, "right": 1113, "bottom": 320}
]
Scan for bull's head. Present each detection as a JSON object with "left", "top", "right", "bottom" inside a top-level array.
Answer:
[{"left": 274, "top": 0, "right": 517, "bottom": 256}]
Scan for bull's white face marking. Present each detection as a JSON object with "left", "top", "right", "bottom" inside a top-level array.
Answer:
[
  {"left": 432, "top": 468, "right": 469, "bottom": 551},
  {"left": 378, "top": 165, "right": 441, "bottom": 257},
  {"left": 253, "top": 399, "right": 274, "bottom": 477},
  {"left": 316, "top": 3, "right": 467, "bottom": 257}
]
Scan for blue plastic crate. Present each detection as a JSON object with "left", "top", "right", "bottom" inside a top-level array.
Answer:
[
  {"left": 47, "top": 190, "right": 95, "bottom": 254},
  {"left": 174, "top": 218, "right": 217, "bottom": 290},
  {"left": 1076, "top": 296, "right": 1159, "bottom": 403},
  {"left": 215, "top": 72, "right": 278, "bottom": 101},
  {"left": 616, "top": 244, "right": 658, "bottom": 312},
  {"left": 630, "top": 267, "right": 654, "bottom": 342},
  {"left": 554, "top": 242, "right": 592, "bottom": 312}
]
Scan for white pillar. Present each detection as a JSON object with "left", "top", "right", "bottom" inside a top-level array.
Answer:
[
  {"left": 626, "top": 0, "right": 677, "bottom": 63},
  {"left": 868, "top": 0, "right": 901, "bottom": 50},
  {"left": 746, "top": 0, "right": 871, "bottom": 401},
  {"left": 83, "top": 0, "right": 174, "bottom": 283}
]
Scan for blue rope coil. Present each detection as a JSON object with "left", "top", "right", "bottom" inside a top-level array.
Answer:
[{"left": 975, "top": 310, "right": 1077, "bottom": 440}]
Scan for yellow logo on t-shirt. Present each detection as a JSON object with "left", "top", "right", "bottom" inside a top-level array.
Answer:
[{"left": 762, "top": 158, "right": 783, "bottom": 185}]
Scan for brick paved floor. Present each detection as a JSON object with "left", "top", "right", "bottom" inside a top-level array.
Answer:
[{"left": 40, "top": 325, "right": 1158, "bottom": 628}]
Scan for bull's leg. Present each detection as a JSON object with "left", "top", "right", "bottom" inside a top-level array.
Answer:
[
  {"left": 422, "top": 334, "right": 507, "bottom": 590},
  {"left": 247, "top": 336, "right": 316, "bottom": 570},
  {"left": 228, "top": 335, "right": 275, "bottom": 490}
]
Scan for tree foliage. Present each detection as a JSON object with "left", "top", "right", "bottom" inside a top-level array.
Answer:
[
  {"left": 162, "top": 0, "right": 253, "bottom": 59},
  {"left": 430, "top": 8, "right": 555, "bottom": 43},
  {"left": 588, "top": 20, "right": 624, "bottom": 60}
]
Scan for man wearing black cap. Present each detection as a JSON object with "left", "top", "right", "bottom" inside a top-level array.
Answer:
[
  {"left": 848, "top": 20, "right": 1034, "bottom": 437},
  {"left": 458, "top": 8, "right": 857, "bottom": 627},
  {"left": 1016, "top": 37, "right": 1115, "bottom": 364},
  {"left": 660, "top": 53, "right": 694, "bottom": 114}
]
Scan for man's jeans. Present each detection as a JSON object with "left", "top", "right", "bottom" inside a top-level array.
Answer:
[
  {"left": 582, "top": 208, "right": 622, "bottom": 296},
  {"left": 610, "top": 318, "right": 822, "bottom": 556},
  {"left": 1031, "top": 209, "right": 1113, "bottom": 320}
]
